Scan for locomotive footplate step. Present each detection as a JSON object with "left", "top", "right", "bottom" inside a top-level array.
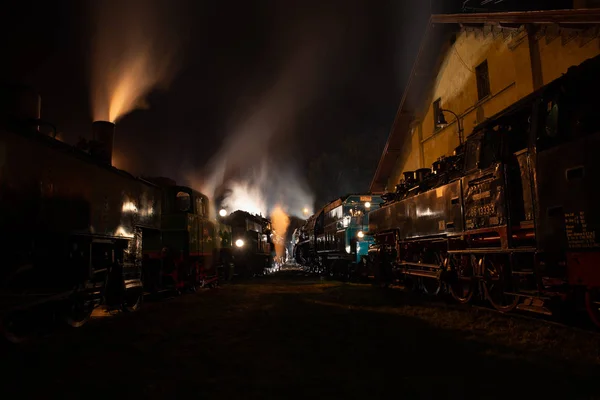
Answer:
[{"left": 516, "top": 297, "right": 553, "bottom": 316}]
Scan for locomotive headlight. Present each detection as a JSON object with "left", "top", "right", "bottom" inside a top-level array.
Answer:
[
  {"left": 219, "top": 208, "right": 227, "bottom": 217},
  {"left": 357, "top": 231, "right": 365, "bottom": 238},
  {"left": 235, "top": 239, "right": 245, "bottom": 248},
  {"left": 364, "top": 201, "right": 371, "bottom": 209}
]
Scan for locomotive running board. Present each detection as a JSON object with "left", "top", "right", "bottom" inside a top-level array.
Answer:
[
  {"left": 405, "top": 270, "right": 438, "bottom": 279},
  {"left": 447, "top": 247, "right": 536, "bottom": 254},
  {"left": 399, "top": 262, "right": 439, "bottom": 269}
]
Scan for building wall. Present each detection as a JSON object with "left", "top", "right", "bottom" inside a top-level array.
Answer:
[
  {"left": 539, "top": 32, "right": 600, "bottom": 85},
  {"left": 385, "top": 25, "right": 600, "bottom": 192}
]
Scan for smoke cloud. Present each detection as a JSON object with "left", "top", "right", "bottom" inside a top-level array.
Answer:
[
  {"left": 193, "top": 17, "right": 343, "bottom": 219},
  {"left": 89, "top": 0, "right": 180, "bottom": 123}
]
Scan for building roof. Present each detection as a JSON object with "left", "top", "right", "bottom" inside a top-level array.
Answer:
[{"left": 369, "top": 8, "right": 600, "bottom": 193}]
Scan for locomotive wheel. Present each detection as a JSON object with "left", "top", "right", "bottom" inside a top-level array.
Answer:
[
  {"left": 123, "top": 289, "right": 143, "bottom": 313},
  {"left": 421, "top": 277, "right": 442, "bottom": 296},
  {"left": 63, "top": 300, "right": 93, "bottom": 328},
  {"left": 482, "top": 255, "right": 519, "bottom": 313},
  {"left": 448, "top": 255, "right": 474, "bottom": 304},
  {"left": 584, "top": 288, "right": 600, "bottom": 329}
]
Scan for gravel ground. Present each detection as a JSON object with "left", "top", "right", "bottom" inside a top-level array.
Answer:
[{"left": 2, "top": 267, "right": 600, "bottom": 399}]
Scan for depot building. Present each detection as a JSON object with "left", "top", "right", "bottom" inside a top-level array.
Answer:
[{"left": 370, "top": 5, "right": 600, "bottom": 194}]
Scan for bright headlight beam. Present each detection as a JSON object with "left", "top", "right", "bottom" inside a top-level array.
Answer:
[{"left": 235, "top": 239, "right": 245, "bottom": 248}]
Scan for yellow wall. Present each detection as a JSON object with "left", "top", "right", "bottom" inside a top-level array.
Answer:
[
  {"left": 385, "top": 25, "right": 600, "bottom": 192},
  {"left": 539, "top": 33, "right": 600, "bottom": 85}
]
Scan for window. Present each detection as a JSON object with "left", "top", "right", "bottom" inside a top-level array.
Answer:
[
  {"left": 176, "top": 191, "right": 191, "bottom": 212},
  {"left": 327, "top": 206, "right": 343, "bottom": 227},
  {"left": 476, "top": 60, "right": 491, "bottom": 100},
  {"left": 433, "top": 98, "right": 442, "bottom": 128},
  {"left": 195, "top": 197, "right": 206, "bottom": 217}
]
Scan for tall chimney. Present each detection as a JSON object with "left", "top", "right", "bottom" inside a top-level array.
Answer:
[{"left": 91, "top": 120, "right": 115, "bottom": 165}]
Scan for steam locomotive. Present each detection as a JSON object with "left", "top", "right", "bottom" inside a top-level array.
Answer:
[
  {"left": 221, "top": 210, "right": 274, "bottom": 277},
  {"left": 368, "top": 53, "right": 600, "bottom": 326},
  {"left": 140, "top": 177, "right": 234, "bottom": 294},
  {"left": 0, "top": 86, "right": 232, "bottom": 342},
  {"left": 294, "top": 194, "right": 383, "bottom": 279}
]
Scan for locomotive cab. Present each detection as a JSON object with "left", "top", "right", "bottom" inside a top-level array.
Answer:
[{"left": 535, "top": 71, "right": 600, "bottom": 294}]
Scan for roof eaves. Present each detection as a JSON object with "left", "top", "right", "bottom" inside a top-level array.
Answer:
[{"left": 431, "top": 8, "right": 600, "bottom": 25}]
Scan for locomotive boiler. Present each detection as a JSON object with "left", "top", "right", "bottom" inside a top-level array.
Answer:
[
  {"left": 0, "top": 86, "right": 161, "bottom": 340},
  {"left": 294, "top": 194, "right": 383, "bottom": 279},
  {"left": 368, "top": 53, "right": 600, "bottom": 326}
]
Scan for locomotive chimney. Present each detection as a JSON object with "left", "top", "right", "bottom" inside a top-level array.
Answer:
[
  {"left": 91, "top": 120, "right": 115, "bottom": 165},
  {"left": 0, "top": 84, "right": 41, "bottom": 131}
]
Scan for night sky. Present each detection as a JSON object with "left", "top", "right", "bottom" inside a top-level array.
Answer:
[{"left": 1, "top": 0, "right": 437, "bottom": 210}]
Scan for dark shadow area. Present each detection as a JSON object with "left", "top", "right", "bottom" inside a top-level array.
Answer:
[{"left": 1, "top": 272, "right": 599, "bottom": 399}]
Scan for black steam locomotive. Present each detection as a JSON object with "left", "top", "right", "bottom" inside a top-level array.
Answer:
[
  {"left": 221, "top": 210, "right": 274, "bottom": 278},
  {"left": 368, "top": 53, "right": 600, "bottom": 326},
  {"left": 0, "top": 86, "right": 232, "bottom": 342},
  {"left": 294, "top": 194, "right": 383, "bottom": 280}
]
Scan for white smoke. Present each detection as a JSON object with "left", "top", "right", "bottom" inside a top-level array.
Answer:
[
  {"left": 220, "top": 179, "right": 268, "bottom": 217},
  {"left": 214, "top": 160, "right": 315, "bottom": 218},
  {"left": 191, "top": 18, "right": 343, "bottom": 219}
]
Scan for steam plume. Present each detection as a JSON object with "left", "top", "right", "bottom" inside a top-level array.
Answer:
[
  {"left": 89, "top": 0, "right": 180, "bottom": 123},
  {"left": 194, "top": 19, "right": 343, "bottom": 219}
]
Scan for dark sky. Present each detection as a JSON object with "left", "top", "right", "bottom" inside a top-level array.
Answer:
[{"left": 1, "top": 0, "right": 437, "bottom": 210}]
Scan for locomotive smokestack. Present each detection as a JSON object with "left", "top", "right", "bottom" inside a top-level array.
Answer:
[{"left": 91, "top": 120, "right": 115, "bottom": 165}]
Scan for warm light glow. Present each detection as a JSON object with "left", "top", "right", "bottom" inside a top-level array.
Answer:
[
  {"left": 364, "top": 201, "right": 371, "bottom": 209},
  {"left": 303, "top": 207, "right": 309, "bottom": 215},
  {"left": 235, "top": 239, "right": 245, "bottom": 248},
  {"left": 90, "top": 0, "right": 179, "bottom": 123},
  {"left": 219, "top": 209, "right": 227, "bottom": 217},
  {"left": 271, "top": 205, "right": 290, "bottom": 260},
  {"left": 357, "top": 231, "right": 365, "bottom": 238},
  {"left": 115, "top": 225, "right": 134, "bottom": 238},
  {"left": 122, "top": 201, "right": 138, "bottom": 213}
]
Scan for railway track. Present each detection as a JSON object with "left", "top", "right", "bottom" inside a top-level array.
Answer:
[
  {"left": 299, "top": 267, "right": 600, "bottom": 336},
  {"left": 468, "top": 303, "right": 600, "bottom": 338}
]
